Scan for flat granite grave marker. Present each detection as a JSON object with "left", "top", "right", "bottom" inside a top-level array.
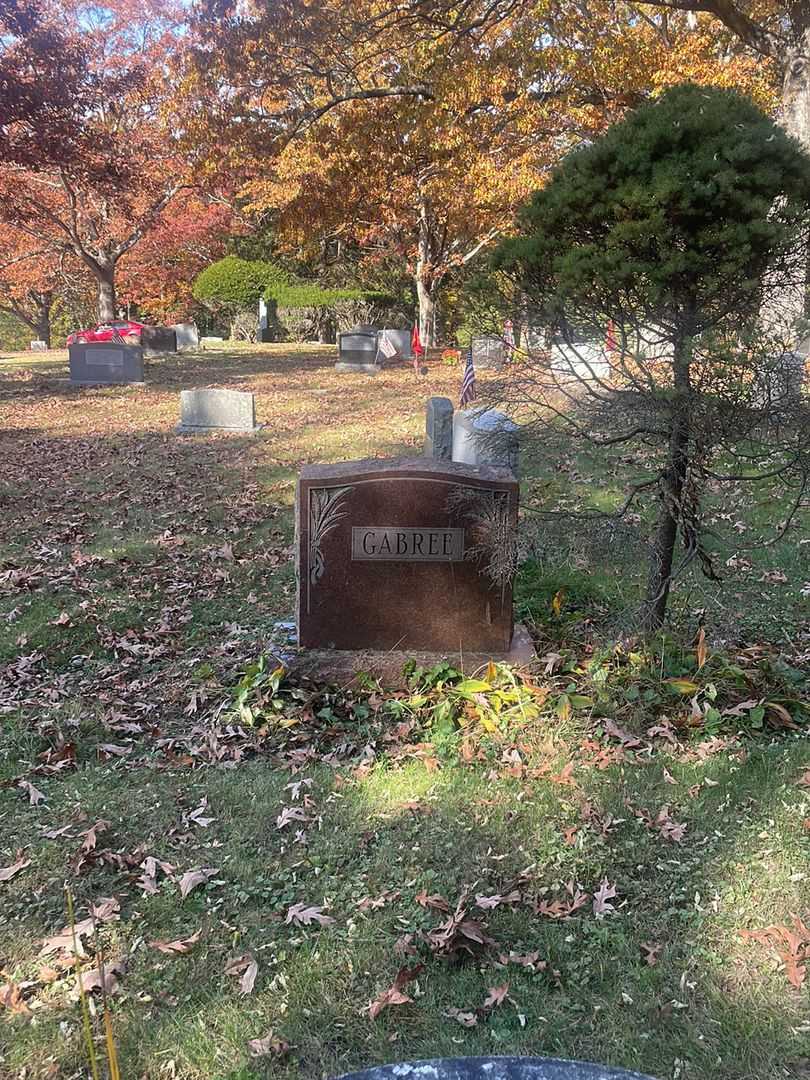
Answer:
[
  {"left": 295, "top": 458, "right": 532, "bottom": 680},
  {"left": 69, "top": 342, "right": 145, "bottom": 384},
  {"left": 425, "top": 397, "right": 454, "bottom": 460},
  {"left": 177, "top": 389, "right": 261, "bottom": 434}
]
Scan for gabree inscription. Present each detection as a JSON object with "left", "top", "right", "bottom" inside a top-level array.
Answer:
[{"left": 351, "top": 527, "right": 464, "bottom": 561}]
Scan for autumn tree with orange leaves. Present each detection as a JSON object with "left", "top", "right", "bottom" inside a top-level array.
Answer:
[
  {"left": 0, "top": 0, "right": 203, "bottom": 323},
  {"left": 192, "top": 0, "right": 782, "bottom": 343}
]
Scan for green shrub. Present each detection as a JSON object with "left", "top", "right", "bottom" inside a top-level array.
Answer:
[
  {"left": 265, "top": 284, "right": 398, "bottom": 342},
  {"left": 193, "top": 257, "right": 290, "bottom": 314}
]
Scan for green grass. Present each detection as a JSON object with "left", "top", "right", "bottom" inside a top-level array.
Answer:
[{"left": 1, "top": 345, "right": 808, "bottom": 1079}]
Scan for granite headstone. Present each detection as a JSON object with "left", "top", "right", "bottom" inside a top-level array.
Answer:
[
  {"left": 172, "top": 322, "right": 200, "bottom": 352},
  {"left": 378, "top": 328, "right": 413, "bottom": 360},
  {"left": 453, "top": 408, "right": 519, "bottom": 475},
  {"left": 334, "top": 1057, "right": 657, "bottom": 1080},
  {"left": 425, "top": 397, "right": 454, "bottom": 460},
  {"left": 141, "top": 325, "right": 177, "bottom": 354},
  {"left": 337, "top": 331, "right": 379, "bottom": 373},
  {"left": 30, "top": 340, "right": 47, "bottom": 352},
  {"left": 472, "top": 335, "right": 504, "bottom": 369},
  {"left": 69, "top": 342, "right": 145, "bottom": 384},
  {"left": 177, "top": 389, "right": 260, "bottom": 433},
  {"left": 296, "top": 457, "right": 518, "bottom": 654}
]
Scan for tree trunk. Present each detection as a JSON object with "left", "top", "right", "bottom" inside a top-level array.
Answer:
[
  {"left": 416, "top": 274, "right": 437, "bottom": 348},
  {"left": 416, "top": 192, "right": 439, "bottom": 347},
  {"left": 640, "top": 327, "right": 693, "bottom": 632},
  {"left": 35, "top": 293, "right": 51, "bottom": 348},
  {"left": 781, "top": 28, "right": 810, "bottom": 151},
  {"left": 96, "top": 263, "right": 117, "bottom": 322}
]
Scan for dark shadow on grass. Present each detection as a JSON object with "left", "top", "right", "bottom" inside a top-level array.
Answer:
[{"left": 2, "top": 734, "right": 806, "bottom": 1080}]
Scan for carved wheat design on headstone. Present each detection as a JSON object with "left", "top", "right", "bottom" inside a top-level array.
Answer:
[{"left": 309, "top": 485, "right": 354, "bottom": 588}]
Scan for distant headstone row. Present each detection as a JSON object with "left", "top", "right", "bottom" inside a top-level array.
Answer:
[{"left": 425, "top": 397, "right": 519, "bottom": 474}]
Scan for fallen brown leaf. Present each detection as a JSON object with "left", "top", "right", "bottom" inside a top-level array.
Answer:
[
  {"left": 0, "top": 851, "right": 31, "bottom": 883},
  {"left": 74, "top": 959, "right": 125, "bottom": 998},
  {"left": 178, "top": 867, "right": 218, "bottom": 899},
  {"left": 149, "top": 928, "right": 202, "bottom": 955},
  {"left": 225, "top": 953, "right": 258, "bottom": 995},
  {"left": 414, "top": 891, "right": 451, "bottom": 912},
  {"left": 368, "top": 964, "right": 423, "bottom": 1019},
  {"left": 285, "top": 903, "right": 335, "bottom": 927},
  {"left": 18, "top": 780, "right": 46, "bottom": 805},
  {"left": 0, "top": 981, "right": 32, "bottom": 1016},
  {"left": 446, "top": 1007, "right": 478, "bottom": 1027},
  {"left": 593, "top": 878, "right": 618, "bottom": 919},
  {"left": 482, "top": 983, "right": 511, "bottom": 1009},
  {"left": 40, "top": 917, "right": 95, "bottom": 958},
  {"left": 248, "top": 1032, "right": 289, "bottom": 1058},
  {"left": 90, "top": 897, "right": 120, "bottom": 922}
]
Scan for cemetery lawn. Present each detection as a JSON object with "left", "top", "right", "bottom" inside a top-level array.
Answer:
[{"left": 1, "top": 345, "right": 808, "bottom": 1080}]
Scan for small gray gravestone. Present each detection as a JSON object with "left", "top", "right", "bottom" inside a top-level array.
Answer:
[
  {"left": 471, "top": 335, "right": 505, "bottom": 369},
  {"left": 425, "top": 397, "right": 454, "bottom": 459},
  {"left": 177, "top": 388, "right": 261, "bottom": 434},
  {"left": 379, "top": 328, "right": 413, "bottom": 360},
  {"left": 453, "top": 408, "right": 519, "bottom": 475},
  {"left": 141, "top": 326, "right": 177, "bottom": 354},
  {"left": 336, "top": 331, "right": 379, "bottom": 374},
  {"left": 333, "top": 1058, "right": 657, "bottom": 1080},
  {"left": 30, "top": 340, "right": 47, "bottom": 352},
  {"left": 69, "top": 342, "right": 145, "bottom": 385},
  {"left": 171, "top": 322, "right": 199, "bottom": 352}
]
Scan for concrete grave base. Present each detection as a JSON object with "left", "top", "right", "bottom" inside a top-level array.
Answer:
[
  {"left": 67, "top": 380, "right": 147, "bottom": 387},
  {"left": 287, "top": 623, "right": 535, "bottom": 689},
  {"left": 335, "top": 361, "right": 381, "bottom": 375},
  {"left": 176, "top": 423, "right": 264, "bottom": 436}
]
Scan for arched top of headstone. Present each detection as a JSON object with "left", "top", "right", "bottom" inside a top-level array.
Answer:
[{"left": 332, "top": 1057, "right": 658, "bottom": 1080}]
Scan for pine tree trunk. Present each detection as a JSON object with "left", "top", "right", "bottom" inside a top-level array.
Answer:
[
  {"left": 782, "top": 28, "right": 810, "bottom": 151},
  {"left": 640, "top": 327, "right": 693, "bottom": 632},
  {"left": 781, "top": 27, "right": 810, "bottom": 324}
]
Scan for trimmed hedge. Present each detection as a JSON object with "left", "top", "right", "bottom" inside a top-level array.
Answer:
[
  {"left": 264, "top": 284, "right": 399, "bottom": 342},
  {"left": 193, "top": 257, "right": 290, "bottom": 311},
  {"left": 266, "top": 284, "right": 395, "bottom": 309}
]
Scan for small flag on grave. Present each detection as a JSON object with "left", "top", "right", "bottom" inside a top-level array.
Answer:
[
  {"left": 377, "top": 332, "right": 398, "bottom": 360},
  {"left": 460, "top": 343, "right": 476, "bottom": 406},
  {"left": 411, "top": 324, "right": 424, "bottom": 373}
]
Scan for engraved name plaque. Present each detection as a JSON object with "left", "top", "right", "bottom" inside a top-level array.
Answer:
[{"left": 352, "top": 527, "right": 464, "bottom": 562}]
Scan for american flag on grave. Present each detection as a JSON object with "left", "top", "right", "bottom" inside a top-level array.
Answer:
[
  {"left": 460, "top": 343, "right": 476, "bottom": 407},
  {"left": 377, "top": 332, "right": 398, "bottom": 360}
]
